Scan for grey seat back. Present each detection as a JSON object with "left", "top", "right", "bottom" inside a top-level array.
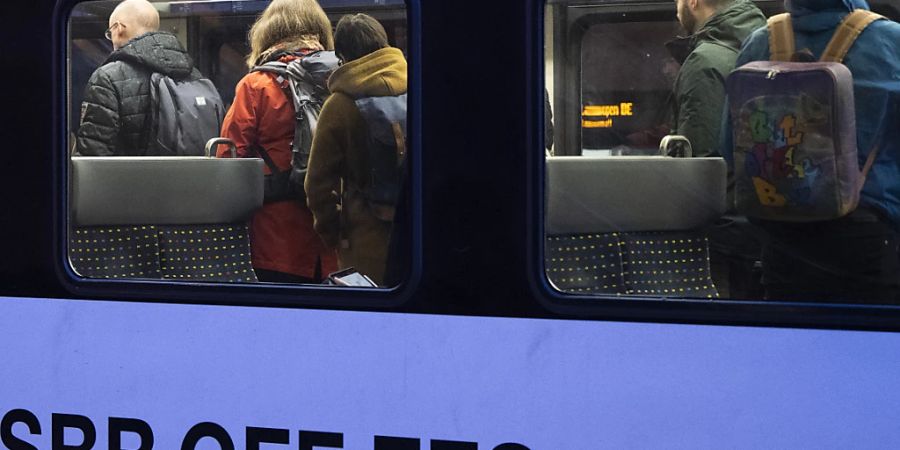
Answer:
[
  {"left": 545, "top": 156, "right": 726, "bottom": 298},
  {"left": 546, "top": 156, "right": 726, "bottom": 234},
  {"left": 69, "top": 156, "right": 264, "bottom": 283},
  {"left": 71, "top": 156, "right": 263, "bottom": 226}
]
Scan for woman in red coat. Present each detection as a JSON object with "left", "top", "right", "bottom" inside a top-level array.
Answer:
[{"left": 219, "top": 0, "right": 337, "bottom": 283}]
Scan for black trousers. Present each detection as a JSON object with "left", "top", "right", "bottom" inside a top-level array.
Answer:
[
  {"left": 708, "top": 216, "right": 765, "bottom": 299},
  {"left": 254, "top": 256, "right": 324, "bottom": 284},
  {"left": 758, "top": 208, "right": 900, "bottom": 304}
]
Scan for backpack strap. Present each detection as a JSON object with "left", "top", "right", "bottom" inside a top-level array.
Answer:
[
  {"left": 857, "top": 142, "right": 881, "bottom": 192},
  {"left": 392, "top": 122, "right": 407, "bottom": 166},
  {"left": 856, "top": 103, "right": 891, "bottom": 193},
  {"left": 249, "top": 144, "right": 281, "bottom": 174},
  {"left": 821, "top": 9, "right": 887, "bottom": 191},
  {"left": 251, "top": 61, "right": 289, "bottom": 80},
  {"left": 767, "top": 13, "right": 795, "bottom": 62},
  {"left": 820, "top": 10, "right": 885, "bottom": 63}
]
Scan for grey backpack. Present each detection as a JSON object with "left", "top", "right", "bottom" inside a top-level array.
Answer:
[
  {"left": 250, "top": 50, "right": 340, "bottom": 203},
  {"left": 354, "top": 94, "right": 408, "bottom": 221},
  {"left": 148, "top": 71, "right": 225, "bottom": 156}
]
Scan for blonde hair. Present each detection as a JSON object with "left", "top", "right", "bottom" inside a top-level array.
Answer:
[{"left": 246, "top": 0, "right": 334, "bottom": 68}]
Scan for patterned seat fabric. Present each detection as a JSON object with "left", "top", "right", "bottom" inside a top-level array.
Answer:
[
  {"left": 158, "top": 225, "right": 257, "bottom": 282},
  {"left": 621, "top": 232, "right": 717, "bottom": 298},
  {"left": 70, "top": 224, "right": 257, "bottom": 283},
  {"left": 69, "top": 226, "right": 162, "bottom": 279},
  {"left": 546, "top": 233, "right": 625, "bottom": 295},
  {"left": 547, "top": 231, "right": 718, "bottom": 298}
]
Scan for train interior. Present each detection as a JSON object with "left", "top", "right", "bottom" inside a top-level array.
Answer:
[
  {"left": 66, "top": 0, "right": 407, "bottom": 286},
  {"left": 64, "top": 0, "right": 900, "bottom": 305},
  {"left": 543, "top": 0, "right": 900, "bottom": 302}
]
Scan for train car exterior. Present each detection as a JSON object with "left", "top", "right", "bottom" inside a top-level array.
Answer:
[{"left": 2, "top": 0, "right": 900, "bottom": 448}]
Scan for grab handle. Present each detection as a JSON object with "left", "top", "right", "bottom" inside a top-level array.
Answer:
[
  {"left": 659, "top": 135, "right": 693, "bottom": 158},
  {"left": 205, "top": 137, "right": 237, "bottom": 158}
]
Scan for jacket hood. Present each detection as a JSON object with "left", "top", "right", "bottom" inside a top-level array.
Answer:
[
  {"left": 255, "top": 36, "right": 325, "bottom": 66},
  {"left": 786, "top": 0, "right": 870, "bottom": 16},
  {"left": 106, "top": 32, "right": 193, "bottom": 78},
  {"left": 692, "top": 0, "right": 767, "bottom": 51},
  {"left": 327, "top": 47, "right": 407, "bottom": 98}
]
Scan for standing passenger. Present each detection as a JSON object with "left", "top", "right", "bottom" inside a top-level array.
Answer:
[
  {"left": 722, "top": 0, "right": 900, "bottom": 302},
  {"left": 671, "top": 0, "right": 765, "bottom": 157},
  {"left": 220, "top": 0, "right": 338, "bottom": 283},
  {"left": 670, "top": 0, "right": 766, "bottom": 298},
  {"left": 305, "top": 14, "right": 408, "bottom": 285},
  {"left": 75, "top": 0, "right": 213, "bottom": 156}
]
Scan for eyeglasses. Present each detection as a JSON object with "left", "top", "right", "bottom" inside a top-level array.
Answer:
[{"left": 104, "top": 22, "right": 120, "bottom": 41}]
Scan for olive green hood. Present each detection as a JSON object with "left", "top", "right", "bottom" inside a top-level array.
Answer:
[{"left": 327, "top": 47, "right": 407, "bottom": 98}]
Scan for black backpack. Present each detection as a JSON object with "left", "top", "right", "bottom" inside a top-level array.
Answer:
[
  {"left": 148, "top": 70, "right": 225, "bottom": 156},
  {"left": 251, "top": 50, "right": 340, "bottom": 203},
  {"left": 354, "top": 93, "right": 408, "bottom": 221}
]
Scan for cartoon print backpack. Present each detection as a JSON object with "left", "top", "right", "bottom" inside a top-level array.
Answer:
[{"left": 726, "top": 10, "right": 885, "bottom": 222}]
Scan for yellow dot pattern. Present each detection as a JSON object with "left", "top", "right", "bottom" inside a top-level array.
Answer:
[
  {"left": 157, "top": 225, "right": 258, "bottom": 282},
  {"left": 545, "top": 233, "right": 626, "bottom": 294},
  {"left": 621, "top": 231, "right": 718, "bottom": 299},
  {"left": 69, "top": 226, "right": 163, "bottom": 279},
  {"left": 69, "top": 224, "right": 258, "bottom": 283},
  {"left": 546, "top": 231, "right": 719, "bottom": 299}
]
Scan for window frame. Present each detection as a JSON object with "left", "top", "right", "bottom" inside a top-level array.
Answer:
[
  {"left": 52, "top": 0, "right": 423, "bottom": 309},
  {"left": 530, "top": 0, "right": 900, "bottom": 331}
]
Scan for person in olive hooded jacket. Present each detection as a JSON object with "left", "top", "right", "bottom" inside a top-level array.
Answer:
[
  {"left": 671, "top": 0, "right": 766, "bottom": 157},
  {"left": 305, "top": 14, "right": 407, "bottom": 285},
  {"left": 75, "top": 0, "right": 206, "bottom": 156}
]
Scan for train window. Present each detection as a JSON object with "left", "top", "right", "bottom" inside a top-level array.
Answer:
[
  {"left": 542, "top": 0, "right": 900, "bottom": 307},
  {"left": 65, "top": 0, "right": 413, "bottom": 292}
]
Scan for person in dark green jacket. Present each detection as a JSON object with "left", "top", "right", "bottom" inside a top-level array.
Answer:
[{"left": 672, "top": 0, "right": 765, "bottom": 157}]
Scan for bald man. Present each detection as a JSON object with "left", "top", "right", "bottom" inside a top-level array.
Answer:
[
  {"left": 106, "top": 0, "right": 160, "bottom": 50},
  {"left": 75, "top": 0, "right": 208, "bottom": 156}
]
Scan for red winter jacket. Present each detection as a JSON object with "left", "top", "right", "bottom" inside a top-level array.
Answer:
[{"left": 220, "top": 51, "right": 337, "bottom": 280}]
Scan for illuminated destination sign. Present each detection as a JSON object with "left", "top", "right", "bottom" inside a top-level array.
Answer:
[{"left": 582, "top": 102, "right": 634, "bottom": 128}]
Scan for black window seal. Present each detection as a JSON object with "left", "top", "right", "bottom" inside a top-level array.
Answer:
[
  {"left": 52, "top": 0, "right": 423, "bottom": 310},
  {"left": 527, "top": 0, "right": 900, "bottom": 332}
]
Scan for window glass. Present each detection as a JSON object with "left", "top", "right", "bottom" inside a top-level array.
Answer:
[
  {"left": 579, "top": 20, "right": 679, "bottom": 155},
  {"left": 67, "top": 0, "right": 410, "bottom": 289},
  {"left": 544, "top": 0, "right": 900, "bottom": 305}
]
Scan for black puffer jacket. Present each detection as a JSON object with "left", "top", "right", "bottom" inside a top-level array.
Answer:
[{"left": 75, "top": 32, "right": 198, "bottom": 156}]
